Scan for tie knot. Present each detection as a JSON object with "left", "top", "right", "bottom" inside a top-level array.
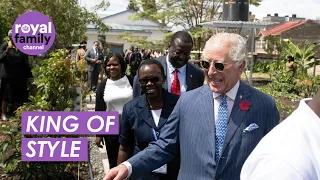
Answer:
[
  {"left": 174, "top": 69, "right": 179, "bottom": 73},
  {"left": 221, "top": 95, "right": 227, "bottom": 102}
]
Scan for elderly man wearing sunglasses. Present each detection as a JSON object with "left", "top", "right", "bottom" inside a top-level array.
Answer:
[
  {"left": 132, "top": 31, "right": 205, "bottom": 98},
  {"left": 104, "top": 33, "right": 280, "bottom": 180}
]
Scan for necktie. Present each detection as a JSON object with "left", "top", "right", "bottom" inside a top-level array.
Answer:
[
  {"left": 215, "top": 95, "right": 228, "bottom": 162},
  {"left": 95, "top": 48, "right": 98, "bottom": 58},
  {"left": 171, "top": 69, "right": 180, "bottom": 95}
]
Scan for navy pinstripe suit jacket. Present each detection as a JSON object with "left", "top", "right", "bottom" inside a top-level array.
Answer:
[{"left": 128, "top": 81, "right": 279, "bottom": 180}]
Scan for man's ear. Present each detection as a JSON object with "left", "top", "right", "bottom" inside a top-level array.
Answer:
[
  {"left": 162, "top": 75, "right": 167, "bottom": 84},
  {"left": 238, "top": 60, "right": 246, "bottom": 73}
]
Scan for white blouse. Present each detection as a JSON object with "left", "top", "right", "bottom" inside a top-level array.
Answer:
[{"left": 103, "top": 76, "right": 133, "bottom": 115}]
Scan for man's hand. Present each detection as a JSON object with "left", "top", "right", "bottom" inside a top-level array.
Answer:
[
  {"left": 91, "top": 58, "right": 97, "bottom": 63},
  {"left": 103, "top": 165, "right": 129, "bottom": 180},
  {"left": 95, "top": 136, "right": 104, "bottom": 148},
  {"left": 96, "top": 60, "right": 102, "bottom": 64}
]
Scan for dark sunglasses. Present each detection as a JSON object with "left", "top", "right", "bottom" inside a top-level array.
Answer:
[
  {"left": 200, "top": 60, "right": 228, "bottom": 71},
  {"left": 139, "top": 77, "right": 161, "bottom": 85}
]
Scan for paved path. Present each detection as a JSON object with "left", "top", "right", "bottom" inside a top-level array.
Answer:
[{"left": 84, "top": 92, "right": 110, "bottom": 180}]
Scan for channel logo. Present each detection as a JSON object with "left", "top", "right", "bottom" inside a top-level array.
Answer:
[{"left": 12, "top": 11, "right": 56, "bottom": 55}]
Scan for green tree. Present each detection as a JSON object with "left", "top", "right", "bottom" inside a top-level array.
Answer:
[
  {"left": 120, "top": 0, "right": 263, "bottom": 57},
  {"left": 0, "top": 0, "right": 111, "bottom": 47},
  {"left": 127, "top": 0, "right": 139, "bottom": 11}
]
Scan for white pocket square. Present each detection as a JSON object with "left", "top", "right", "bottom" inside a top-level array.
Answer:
[{"left": 243, "top": 123, "right": 259, "bottom": 132}]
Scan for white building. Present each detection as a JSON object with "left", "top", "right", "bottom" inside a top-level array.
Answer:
[{"left": 85, "top": 10, "right": 169, "bottom": 54}]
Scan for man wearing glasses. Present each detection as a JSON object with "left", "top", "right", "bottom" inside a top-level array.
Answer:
[
  {"left": 104, "top": 33, "right": 279, "bottom": 180},
  {"left": 132, "top": 31, "right": 205, "bottom": 98}
]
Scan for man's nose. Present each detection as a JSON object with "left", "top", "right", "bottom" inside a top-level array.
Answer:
[{"left": 208, "top": 64, "right": 218, "bottom": 76}]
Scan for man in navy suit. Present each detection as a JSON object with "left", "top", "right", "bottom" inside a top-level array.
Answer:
[
  {"left": 132, "top": 31, "right": 204, "bottom": 98},
  {"left": 104, "top": 33, "right": 280, "bottom": 180}
]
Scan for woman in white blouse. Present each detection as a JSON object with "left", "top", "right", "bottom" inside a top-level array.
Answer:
[{"left": 95, "top": 53, "right": 133, "bottom": 169}]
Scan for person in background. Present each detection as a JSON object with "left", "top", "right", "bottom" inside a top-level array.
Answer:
[
  {"left": 117, "top": 59, "right": 180, "bottom": 180},
  {"left": 76, "top": 41, "right": 87, "bottom": 61},
  {"left": 286, "top": 55, "right": 297, "bottom": 76},
  {"left": 76, "top": 41, "right": 88, "bottom": 82},
  {"left": 0, "top": 30, "right": 32, "bottom": 121},
  {"left": 95, "top": 53, "right": 133, "bottom": 169},
  {"left": 84, "top": 41, "right": 103, "bottom": 92},
  {"left": 129, "top": 47, "right": 142, "bottom": 78},
  {"left": 104, "top": 33, "right": 279, "bottom": 180},
  {"left": 132, "top": 31, "right": 204, "bottom": 98},
  {"left": 241, "top": 88, "right": 320, "bottom": 180}
]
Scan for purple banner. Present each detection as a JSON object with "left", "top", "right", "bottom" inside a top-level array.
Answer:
[
  {"left": 21, "top": 138, "right": 88, "bottom": 162},
  {"left": 21, "top": 111, "right": 119, "bottom": 135}
]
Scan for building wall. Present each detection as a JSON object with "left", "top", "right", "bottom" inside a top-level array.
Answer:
[
  {"left": 281, "top": 21, "right": 320, "bottom": 58},
  {"left": 101, "top": 11, "right": 160, "bottom": 27},
  {"left": 85, "top": 29, "right": 165, "bottom": 52}
]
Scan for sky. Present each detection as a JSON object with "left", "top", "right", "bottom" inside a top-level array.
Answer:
[{"left": 81, "top": 0, "right": 320, "bottom": 20}]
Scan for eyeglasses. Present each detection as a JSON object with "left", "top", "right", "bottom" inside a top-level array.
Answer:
[
  {"left": 200, "top": 60, "right": 228, "bottom": 71},
  {"left": 139, "top": 77, "right": 161, "bottom": 85}
]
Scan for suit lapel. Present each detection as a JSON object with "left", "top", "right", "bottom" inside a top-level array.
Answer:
[
  {"left": 221, "top": 81, "right": 252, "bottom": 154},
  {"left": 157, "top": 91, "right": 176, "bottom": 130},
  {"left": 138, "top": 95, "right": 157, "bottom": 129},
  {"left": 199, "top": 86, "right": 217, "bottom": 159},
  {"left": 160, "top": 56, "right": 168, "bottom": 90},
  {"left": 186, "top": 64, "right": 193, "bottom": 91}
]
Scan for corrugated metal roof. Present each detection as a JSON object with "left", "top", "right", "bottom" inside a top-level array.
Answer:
[
  {"left": 261, "top": 20, "right": 309, "bottom": 36},
  {"left": 201, "top": 21, "right": 278, "bottom": 29}
]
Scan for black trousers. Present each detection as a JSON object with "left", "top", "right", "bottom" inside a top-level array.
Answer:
[
  {"left": 87, "top": 69, "right": 99, "bottom": 90},
  {"left": 103, "top": 135, "right": 119, "bottom": 169}
]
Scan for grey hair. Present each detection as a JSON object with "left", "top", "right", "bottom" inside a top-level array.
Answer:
[{"left": 203, "top": 33, "right": 247, "bottom": 66}]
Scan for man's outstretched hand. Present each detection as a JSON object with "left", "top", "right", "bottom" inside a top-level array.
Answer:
[{"left": 103, "top": 164, "right": 129, "bottom": 180}]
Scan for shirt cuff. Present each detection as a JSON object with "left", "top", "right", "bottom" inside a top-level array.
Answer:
[{"left": 121, "top": 161, "right": 132, "bottom": 179}]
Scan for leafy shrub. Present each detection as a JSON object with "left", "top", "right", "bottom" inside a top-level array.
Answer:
[{"left": 0, "top": 49, "right": 89, "bottom": 179}]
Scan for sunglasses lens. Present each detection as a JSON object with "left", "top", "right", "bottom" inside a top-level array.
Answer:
[
  {"left": 151, "top": 77, "right": 160, "bottom": 83},
  {"left": 201, "top": 61, "right": 210, "bottom": 69},
  {"left": 215, "top": 63, "right": 224, "bottom": 71},
  {"left": 139, "top": 77, "right": 160, "bottom": 84}
]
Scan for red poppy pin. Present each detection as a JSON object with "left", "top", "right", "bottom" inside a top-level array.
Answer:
[{"left": 239, "top": 100, "right": 250, "bottom": 111}]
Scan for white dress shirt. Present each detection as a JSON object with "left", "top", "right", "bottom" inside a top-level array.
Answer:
[
  {"left": 241, "top": 98, "right": 320, "bottom": 180},
  {"left": 166, "top": 55, "right": 187, "bottom": 94},
  {"left": 151, "top": 109, "right": 162, "bottom": 127},
  {"left": 213, "top": 80, "right": 240, "bottom": 121}
]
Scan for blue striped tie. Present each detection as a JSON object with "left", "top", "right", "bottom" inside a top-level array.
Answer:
[{"left": 215, "top": 95, "right": 228, "bottom": 162}]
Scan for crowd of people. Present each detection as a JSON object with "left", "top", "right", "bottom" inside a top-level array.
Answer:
[
  {"left": 93, "top": 31, "right": 320, "bottom": 180},
  {"left": 0, "top": 27, "right": 319, "bottom": 179}
]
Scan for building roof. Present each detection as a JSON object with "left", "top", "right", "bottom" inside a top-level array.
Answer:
[
  {"left": 261, "top": 20, "right": 309, "bottom": 36},
  {"left": 201, "top": 20, "right": 278, "bottom": 29}
]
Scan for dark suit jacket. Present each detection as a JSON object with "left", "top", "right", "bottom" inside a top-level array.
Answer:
[
  {"left": 0, "top": 42, "right": 32, "bottom": 79},
  {"left": 132, "top": 56, "right": 204, "bottom": 98},
  {"left": 84, "top": 47, "right": 103, "bottom": 72},
  {"left": 120, "top": 90, "right": 180, "bottom": 180},
  {"left": 127, "top": 81, "right": 280, "bottom": 180}
]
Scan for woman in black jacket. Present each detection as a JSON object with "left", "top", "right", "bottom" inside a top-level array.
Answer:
[
  {"left": 95, "top": 53, "right": 133, "bottom": 169},
  {"left": 117, "top": 59, "right": 180, "bottom": 180}
]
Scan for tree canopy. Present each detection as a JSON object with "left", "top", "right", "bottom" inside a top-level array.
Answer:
[
  {"left": 0, "top": 0, "right": 111, "bottom": 47},
  {"left": 119, "top": 0, "right": 264, "bottom": 56}
]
